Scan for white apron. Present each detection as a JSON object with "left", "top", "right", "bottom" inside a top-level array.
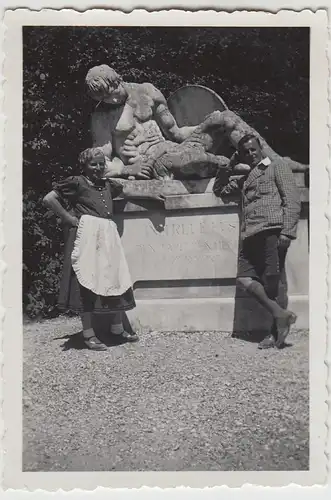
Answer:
[{"left": 71, "top": 214, "right": 132, "bottom": 296}]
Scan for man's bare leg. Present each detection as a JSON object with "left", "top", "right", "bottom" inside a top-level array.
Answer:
[{"left": 237, "top": 277, "right": 297, "bottom": 348}]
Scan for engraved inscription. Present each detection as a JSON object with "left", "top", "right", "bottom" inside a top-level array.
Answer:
[
  {"left": 144, "top": 220, "right": 234, "bottom": 238},
  {"left": 121, "top": 213, "right": 240, "bottom": 281}
]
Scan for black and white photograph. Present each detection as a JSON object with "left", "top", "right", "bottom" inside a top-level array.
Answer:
[{"left": 1, "top": 7, "right": 328, "bottom": 491}]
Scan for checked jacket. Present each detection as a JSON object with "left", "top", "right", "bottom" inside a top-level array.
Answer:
[{"left": 214, "top": 157, "right": 301, "bottom": 240}]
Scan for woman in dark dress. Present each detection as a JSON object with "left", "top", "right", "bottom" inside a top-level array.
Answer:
[{"left": 43, "top": 148, "right": 165, "bottom": 350}]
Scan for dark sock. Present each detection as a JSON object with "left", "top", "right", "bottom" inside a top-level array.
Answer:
[{"left": 110, "top": 322, "right": 124, "bottom": 335}]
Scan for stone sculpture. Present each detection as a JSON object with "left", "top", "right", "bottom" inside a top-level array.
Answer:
[{"left": 86, "top": 65, "right": 308, "bottom": 182}]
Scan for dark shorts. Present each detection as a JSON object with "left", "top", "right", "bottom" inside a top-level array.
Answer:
[{"left": 238, "top": 229, "right": 287, "bottom": 282}]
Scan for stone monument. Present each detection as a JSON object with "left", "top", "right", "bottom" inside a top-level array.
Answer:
[{"left": 109, "top": 85, "right": 309, "bottom": 333}]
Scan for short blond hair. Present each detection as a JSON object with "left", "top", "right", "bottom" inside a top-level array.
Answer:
[{"left": 78, "top": 148, "right": 105, "bottom": 167}]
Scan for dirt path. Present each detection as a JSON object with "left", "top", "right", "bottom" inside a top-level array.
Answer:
[{"left": 23, "top": 317, "right": 309, "bottom": 472}]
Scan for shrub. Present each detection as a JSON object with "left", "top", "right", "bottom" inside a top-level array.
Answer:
[{"left": 23, "top": 189, "right": 64, "bottom": 318}]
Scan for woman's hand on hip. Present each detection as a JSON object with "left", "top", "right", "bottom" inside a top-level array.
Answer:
[{"left": 63, "top": 215, "right": 79, "bottom": 227}]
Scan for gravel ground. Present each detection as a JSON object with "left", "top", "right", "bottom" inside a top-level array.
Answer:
[{"left": 23, "top": 317, "right": 309, "bottom": 472}]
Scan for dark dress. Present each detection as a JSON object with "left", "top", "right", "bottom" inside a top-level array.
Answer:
[{"left": 54, "top": 175, "right": 135, "bottom": 314}]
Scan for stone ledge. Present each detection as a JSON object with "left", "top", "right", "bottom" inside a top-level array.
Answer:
[
  {"left": 112, "top": 172, "right": 307, "bottom": 196},
  {"left": 113, "top": 178, "right": 216, "bottom": 196},
  {"left": 114, "top": 188, "right": 309, "bottom": 213}
]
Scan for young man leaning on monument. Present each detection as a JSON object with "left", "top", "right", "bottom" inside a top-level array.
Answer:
[{"left": 214, "top": 134, "right": 301, "bottom": 349}]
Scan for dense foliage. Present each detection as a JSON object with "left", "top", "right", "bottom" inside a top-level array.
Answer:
[{"left": 23, "top": 26, "right": 309, "bottom": 318}]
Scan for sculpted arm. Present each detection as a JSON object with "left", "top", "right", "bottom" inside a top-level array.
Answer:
[
  {"left": 91, "top": 111, "right": 113, "bottom": 158},
  {"left": 211, "top": 110, "right": 308, "bottom": 174},
  {"left": 148, "top": 84, "right": 197, "bottom": 142},
  {"left": 91, "top": 111, "right": 130, "bottom": 178}
]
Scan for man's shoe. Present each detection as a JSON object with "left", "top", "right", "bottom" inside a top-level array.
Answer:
[
  {"left": 258, "top": 334, "right": 275, "bottom": 349},
  {"left": 275, "top": 312, "right": 297, "bottom": 348}
]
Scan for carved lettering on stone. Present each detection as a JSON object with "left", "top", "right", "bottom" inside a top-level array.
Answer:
[{"left": 122, "top": 213, "right": 240, "bottom": 281}]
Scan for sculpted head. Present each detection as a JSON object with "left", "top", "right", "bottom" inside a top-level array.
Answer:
[
  {"left": 238, "top": 134, "right": 264, "bottom": 168},
  {"left": 85, "top": 64, "right": 128, "bottom": 106}
]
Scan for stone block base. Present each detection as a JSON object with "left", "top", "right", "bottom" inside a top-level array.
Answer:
[
  {"left": 126, "top": 295, "right": 308, "bottom": 333},
  {"left": 114, "top": 179, "right": 309, "bottom": 334}
]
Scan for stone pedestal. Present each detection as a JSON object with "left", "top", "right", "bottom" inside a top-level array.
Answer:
[{"left": 113, "top": 178, "right": 309, "bottom": 332}]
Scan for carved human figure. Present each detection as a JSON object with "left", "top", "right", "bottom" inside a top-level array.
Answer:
[
  {"left": 86, "top": 65, "right": 308, "bottom": 183},
  {"left": 86, "top": 65, "right": 231, "bottom": 182}
]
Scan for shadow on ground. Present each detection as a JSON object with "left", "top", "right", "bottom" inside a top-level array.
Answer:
[
  {"left": 231, "top": 330, "right": 293, "bottom": 349},
  {"left": 54, "top": 312, "right": 136, "bottom": 351}
]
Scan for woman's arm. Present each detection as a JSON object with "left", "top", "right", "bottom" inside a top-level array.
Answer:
[{"left": 43, "top": 190, "right": 78, "bottom": 226}]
